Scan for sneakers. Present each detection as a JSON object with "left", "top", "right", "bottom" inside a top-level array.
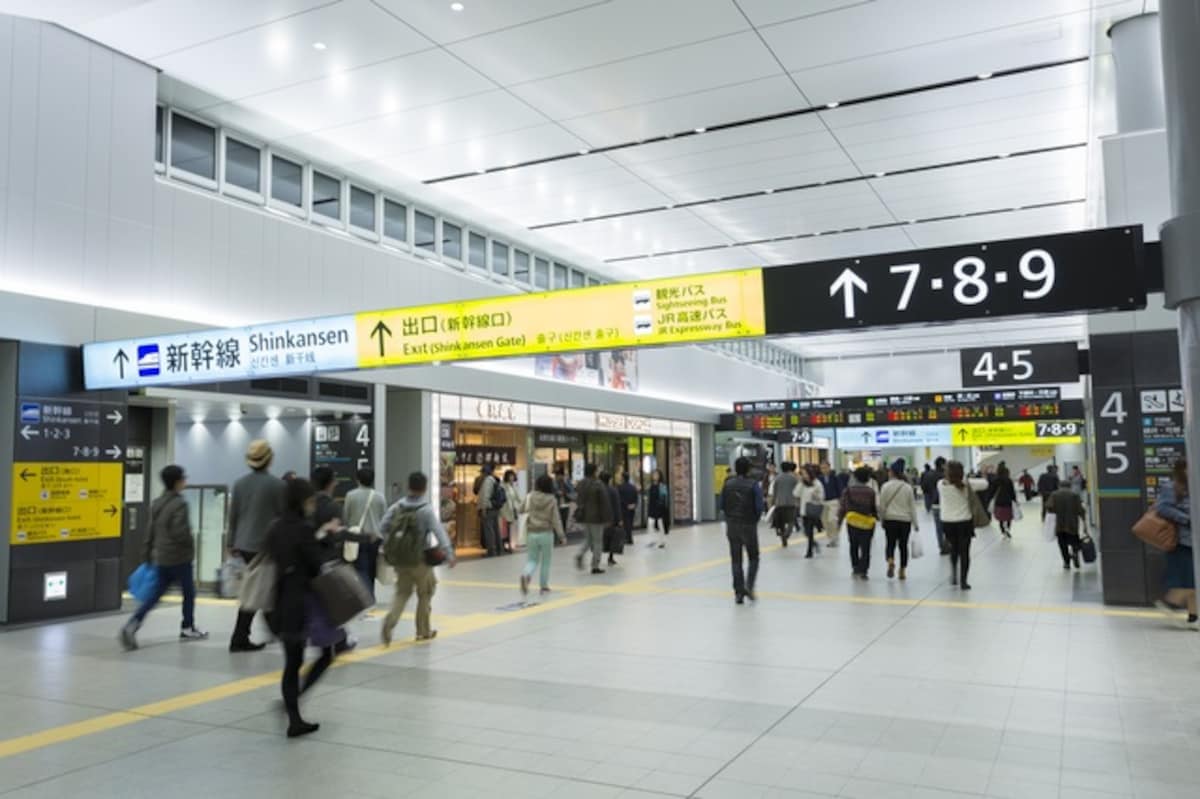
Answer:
[
  {"left": 180, "top": 625, "right": 209, "bottom": 641},
  {"left": 120, "top": 622, "right": 139, "bottom": 651},
  {"left": 416, "top": 630, "right": 438, "bottom": 642},
  {"left": 590, "top": 567, "right": 606, "bottom": 575}
]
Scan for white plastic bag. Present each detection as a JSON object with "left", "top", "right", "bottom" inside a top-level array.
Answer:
[
  {"left": 910, "top": 531, "right": 925, "bottom": 559},
  {"left": 1042, "top": 512, "right": 1058, "bottom": 542},
  {"left": 219, "top": 555, "right": 245, "bottom": 598}
]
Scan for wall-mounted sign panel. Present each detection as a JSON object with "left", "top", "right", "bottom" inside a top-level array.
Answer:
[
  {"left": 836, "top": 425, "right": 953, "bottom": 449},
  {"left": 11, "top": 462, "right": 123, "bottom": 544},
  {"left": 950, "top": 420, "right": 1084, "bottom": 447},
  {"left": 959, "top": 342, "right": 1081, "bottom": 387},
  {"left": 762, "top": 226, "right": 1144, "bottom": 334}
]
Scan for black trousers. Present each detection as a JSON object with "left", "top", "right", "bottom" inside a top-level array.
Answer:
[
  {"left": 281, "top": 638, "right": 334, "bottom": 724},
  {"left": 848, "top": 526, "right": 873, "bottom": 575},
  {"left": 232, "top": 550, "right": 259, "bottom": 646},
  {"left": 652, "top": 513, "right": 671, "bottom": 535},
  {"left": 726, "top": 522, "right": 760, "bottom": 597},
  {"left": 623, "top": 511, "right": 635, "bottom": 544},
  {"left": 802, "top": 515, "right": 818, "bottom": 553},
  {"left": 944, "top": 521, "right": 974, "bottom": 583},
  {"left": 481, "top": 510, "right": 501, "bottom": 556},
  {"left": 883, "top": 520, "right": 912, "bottom": 568},
  {"left": 1057, "top": 532, "right": 1081, "bottom": 566}
]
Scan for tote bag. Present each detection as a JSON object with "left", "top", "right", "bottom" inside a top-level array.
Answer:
[
  {"left": 1041, "top": 512, "right": 1058, "bottom": 542},
  {"left": 238, "top": 552, "right": 278, "bottom": 613},
  {"left": 343, "top": 490, "right": 377, "bottom": 562},
  {"left": 311, "top": 561, "right": 373, "bottom": 627}
]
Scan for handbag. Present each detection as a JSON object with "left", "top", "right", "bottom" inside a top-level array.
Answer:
[
  {"left": 1131, "top": 510, "right": 1178, "bottom": 552},
  {"left": 804, "top": 501, "right": 824, "bottom": 520},
  {"left": 1013, "top": 502, "right": 1024, "bottom": 522},
  {"left": 967, "top": 487, "right": 990, "bottom": 528},
  {"left": 303, "top": 593, "right": 343, "bottom": 648},
  {"left": 1042, "top": 512, "right": 1058, "bottom": 542},
  {"left": 310, "top": 560, "right": 374, "bottom": 627},
  {"left": 910, "top": 531, "right": 925, "bottom": 560},
  {"left": 238, "top": 552, "right": 278, "bottom": 612},
  {"left": 1079, "top": 534, "right": 1097, "bottom": 564},
  {"left": 343, "top": 489, "right": 376, "bottom": 562},
  {"left": 128, "top": 562, "right": 159, "bottom": 604}
]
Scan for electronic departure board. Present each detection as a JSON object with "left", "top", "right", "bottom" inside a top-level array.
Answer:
[{"left": 730, "top": 388, "right": 1081, "bottom": 432}]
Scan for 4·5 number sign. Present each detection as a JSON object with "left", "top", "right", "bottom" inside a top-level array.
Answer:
[
  {"left": 762, "top": 226, "right": 1144, "bottom": 335},
  {"left": 959, "top": 342, "right": 1080, "bottom": 387}
]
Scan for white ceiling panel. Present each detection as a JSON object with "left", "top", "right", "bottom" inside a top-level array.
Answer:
[
  {"left": 153, "top": 0, "right": 430, "bottom": 101},
  {"left": 559, "top": 74, "right": 804, "bottom": 146},
  {"left": 375, "top": 0, "right": 602, "bottom": 45},
  {"left": 445, "top": 0, "right": 749, "bottom": 87},
  {"left": 737, "top": 0, "right": 871, "bottom": 28},
  {"left": 606, "top": 245, "right": 767, "bottom": 280},
  {"left": 78, "top": 0, "right": 331, "bottom": 60},
  {"left": 508, "top": 31, "right": 781, "bottom": 122},
  {"left": 541, "top": 208, "right": 732, "bottom": 261},
  {"left": 689, "top": 183, "right": 895, "bottom": 240},
  {"left": 229, "top": 48, "right": 494, "bottom": 135},
  {"left": 903, "top": 204, "right": 1088, "bottom": 248},
  {"left": 749, "top": 227, "right": 916, "bottom": 265}
]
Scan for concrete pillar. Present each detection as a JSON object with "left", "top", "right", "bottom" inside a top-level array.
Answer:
[
  {"left": 1111, "top": 14, "right": 1165, "bottom": 133},
  {"left": 1158, "top": 2, "right": 1200, "bottom": 592}
]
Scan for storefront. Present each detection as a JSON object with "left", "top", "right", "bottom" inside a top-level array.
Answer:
[{"left": 435, "top": 394, "right": 698, "bottom": 553}]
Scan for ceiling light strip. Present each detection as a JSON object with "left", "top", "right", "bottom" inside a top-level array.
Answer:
[
  {"left": 528, "top": 142, "right": 1086, "bottom": 230},
  {"left": 601, "top": 198, "right": 1086, "bottom": 263},
  {"left": 423, "top": 56, "right": 1088, "bottom": 185}
]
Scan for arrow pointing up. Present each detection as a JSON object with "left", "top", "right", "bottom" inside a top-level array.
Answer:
[
  {"left": 370, "top": 320, "right": 393, "bottom": 358},
  {"left": 957, "top": 429, "right": 969, "bottom": 442},
  {"left": 113, "top": 349, "right": 130, "bottom": 379},
  {"left": 829, "top": 268, "right": 868, "bottom": 320},
  {"left": 106, "top": 409, "right": 123, "bottom": 425}
]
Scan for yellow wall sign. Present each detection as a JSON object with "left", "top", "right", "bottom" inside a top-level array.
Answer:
[
  {"left": 10, "top": 462, "right": 123, "bottom": 545},
  {"left": 951, "top": 420, "right": 1083, "bottom": 448},
  {"left": 355, "top": 269, "right": 766, "bottom": 368}
]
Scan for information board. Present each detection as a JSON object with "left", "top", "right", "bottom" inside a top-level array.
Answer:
[
  {"left": 311, "top": 415, "right": 372, "bottom": 499},
  {"left": 949, "top": 420, "right": 1083, "bottom": 447},
  {"left": 762, "top": 226, "right": 1145, "bottom": 334},
  {"left": 1139, "top": 386, "right": 1185, "bottom": 505},
  {"left": 10, "top": 397, "right": 126, "bottom": 545}
]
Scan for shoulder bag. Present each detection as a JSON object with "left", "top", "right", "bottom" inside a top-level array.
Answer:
[
  {"left": 238, "top": 552, "right": 278, "bottom": 613},
  {"left": 1131, "top": 509, "right": 1178, "bottom": 552},
  {"left": 310, "top": 560, "right": 374, "bottom": 627},
  {"left": 343, "top": 490, "right": 376, "bottom": 562},
  {"left": 967, "top": 485, "right": 990, "bottom": 529}
]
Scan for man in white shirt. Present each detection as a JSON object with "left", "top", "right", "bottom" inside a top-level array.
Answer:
[{"left": 342, "top": 468, "right": 388, "bottom": 599}]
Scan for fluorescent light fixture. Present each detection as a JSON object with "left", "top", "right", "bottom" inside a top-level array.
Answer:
[
  {"left": 578, "top": 148, "right": 590, "bottom": 155},
  {"left": 977, "top": 72, "right": 993, "bottom": 79},
  {"left": 694, "top": 127, "right": 706, "bottom": 133},
  {"left": 451, "top": 2, "right": 464, "bottom": 10},
  {"left": 825, "top": 101, "right": 840, "bottom": 109},
  {"left": 312, "top": 41, "right": 327, "bottom": 50}
]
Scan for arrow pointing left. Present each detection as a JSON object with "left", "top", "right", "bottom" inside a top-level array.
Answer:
[
  {"left": 19, "top": 468, "right": 35, "bottom": 481},
  {"left": 20, "top": 425, "right": 40, "bottom": 441},
  {"left": 105, "top": 445, "right": 123, "bottom": 460}
]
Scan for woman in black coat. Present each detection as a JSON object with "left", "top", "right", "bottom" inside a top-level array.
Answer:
[{"left": 266, "top": 478, "right": 338, "bottom": 738}]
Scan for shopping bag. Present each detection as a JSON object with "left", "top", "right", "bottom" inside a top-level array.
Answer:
[
  {"left": 376, "top": 543, "right": 396, "bottom": 586},
  {"left": 910, "top": 532, "right": 925, "bottom": 560},
  {"left": 764, "top": 505, "right": 777, "bottom": 526},
  {"left": 311, "top": 560, "right": 374, "bottom": 627},
  {"left": 1079, "top": 534, "right": 1097, "bottom": 564},
  {"left": 1014, "top": 503, "right": 1024, "bottom": 522},
  {"left": 1042, "top": 512, "right": 1058, "bottom": 542},
  {"left": 238, "top": 552, "right": 278, "bottom": 613},
  {"left": 128, "top": 562, "right": 159, "bottom": 604},
  {"left": 219, "top": 555, "right": 245, "bottom": 598}
]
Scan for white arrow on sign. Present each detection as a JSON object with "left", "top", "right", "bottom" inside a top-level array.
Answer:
[
  {"left": 20, "top": 425, "right": 40, "bottom": 441},
  {"left": 105, "top": 445, "right": 123, "bottom": 460},
  {"left": 106, "top": 410, "right": 123, "bottom": 425},
  {"left": 829, "top": 268, "right": 868, "bottom": 319}
]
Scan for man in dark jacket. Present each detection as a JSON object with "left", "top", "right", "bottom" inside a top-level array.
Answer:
[
  {"left": 839, "top": 466, "right": 880, "bottom": 580},
  {"left": 1037, "top": 465, "right": 1061, "bottom": 500},
  {"left": 477, "top": 463, "right": 503, "bottom": 557},
  {"left": 1044, "top": 485, "right": 1085, "bottom": 569},
  {"left": 121, "top": 465, "right": 207, "bottom": 650},
  {"left": 923, "top": 457, "right": 948, "bottom": 554},
  {"left": 721, "top": 457, "right": 764, "bottom": 604},
  {"left": 617, "top": 471, "right": 639, "bottom": 546},
  {"left": 574, "top": 464, "right": 612, "bottom": 574},
  {"left": 228, "top": 439, "right": 286, "bottom": 652}
]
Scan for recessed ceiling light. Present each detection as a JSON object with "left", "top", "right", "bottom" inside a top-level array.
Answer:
[
  {"left": 764, "top": 188, "right": 775, "bottom": 194},
  {"left": 578, "top": 148, "right": 590, "bottom": 155},
  {"left": 476, "top": 168, "right": 486, "bottom": 174},
  {"left": 451, "top": 2, "right": 464, "bottom": 10},
  {"left": 874, "top": 171, "right": 886, "bottom": 177},
  {"left": 997, "top": 152, "right": 1011, "bottom": 158},
  {"left": 825, "top": 101, "right": 840, "bottom": 109},
  {"left": 312, "top": 41, "right": 327, "bottom": 50},
  {"left": 977, "top": 72, "right": 993, "bottom": 79},
  {"left": 694, "top": 127, "right": 706, "bottom": 133}
]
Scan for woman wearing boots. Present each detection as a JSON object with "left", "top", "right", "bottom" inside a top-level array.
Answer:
[
  {"left": 879, "top": 459, "right": 918, "bottom": 580},
  {"left": 795, "top": 465, "right": 825, "bottom": 558},
  {"left": 992, "top": 465, "right": 1017, "bottom": 538},
  {"left": 938, "top": 461, "right": 989, "bottom": 590}
]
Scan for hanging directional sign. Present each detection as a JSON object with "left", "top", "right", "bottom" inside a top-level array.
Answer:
[
  {"left": 959, "top": 342, "right": 1081, "bottom": 387},
  {"left": 762, "top": 226, "right": 1145, "bottom": 335}
]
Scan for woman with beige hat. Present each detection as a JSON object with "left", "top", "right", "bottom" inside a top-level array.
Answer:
[{"left": 227, "top": 439, "right": 286, "bottom": 652}]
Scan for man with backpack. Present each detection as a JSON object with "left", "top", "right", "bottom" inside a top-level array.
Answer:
[
  {"left": 476, "top": 463, "right": 505, "bottom": 557},
  {"left": 379, "top": 472, "right": 455, "bottom": 645},
  {"left": 720, "top": 457, "right": 764, "bottom": 604}
]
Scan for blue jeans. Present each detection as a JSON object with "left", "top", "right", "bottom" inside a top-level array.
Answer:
[
  {"left": 131, "top": 562, "right": 195, "bottom": 628},
  {"left": 522, "top": 531, "right": 555, "bottom": 589}
]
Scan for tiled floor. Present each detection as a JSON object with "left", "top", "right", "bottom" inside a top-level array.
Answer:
[{"left": 1, "top": 505, "right": 1197, "bottom": 798}]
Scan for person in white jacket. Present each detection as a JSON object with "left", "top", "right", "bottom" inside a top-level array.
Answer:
[
  {"left": 938, "top": 461, "right": 990, "bottom": 590},
  {"left": 794, "top": 465, "right": 826, "bottom": 558},
  {"left": 878, "top": 459, "right": 919, "bottom": 580}
]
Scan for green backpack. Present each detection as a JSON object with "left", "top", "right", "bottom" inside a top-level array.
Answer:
[{"left": 383, "top": 505, "right": 425, "bottom": 568}]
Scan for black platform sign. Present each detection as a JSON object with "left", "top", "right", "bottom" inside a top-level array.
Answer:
[
  {"left": 763, "top": 226, "right": 1145, "bottom": 335},
  {"left": 732, "top": 388, "right": 1077, "bottom": 431},
  {"left": 311, "top": 415, "right": 372, "bottom": 499},
  {"left": 959, "top": 342, "right": 1081, "bottom": 388}
]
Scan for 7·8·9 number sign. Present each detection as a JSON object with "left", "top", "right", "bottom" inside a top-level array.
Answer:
[{"left": 762, "top": 226, "right": 1145, "bottom": 335}]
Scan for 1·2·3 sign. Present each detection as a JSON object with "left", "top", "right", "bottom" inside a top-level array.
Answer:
[{"left": 761, "top": 227, "right": 1145, "bottom": 335}]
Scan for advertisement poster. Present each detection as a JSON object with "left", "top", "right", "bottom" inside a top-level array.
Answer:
[{"left": 535, "top": 349, "right": 639, "bottom": 392}]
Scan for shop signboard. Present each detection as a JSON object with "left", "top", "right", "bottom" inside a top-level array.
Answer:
[
  {"left": 534, "top": 430, "right": 586, "bottom": 449},
  {"left": 456, "top": 446, "right": 517, "bottom": 466},
  {"left": 11, "top": 398, "right": 126, "bottom": 545}
]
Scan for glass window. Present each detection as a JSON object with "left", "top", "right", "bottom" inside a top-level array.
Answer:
[
  {"left": 155, "top": 106, "right": 164, "bottom": 163},
  {"left": 586, "top": 276, "right": 598, "bottom": 287},
  {"left": 513, "top": 250, "right": 530, "bottom": 283},
  {"left": 383, "top": 199, "right": 407, "bottom": 241},
  {"left": 442, "top": 222, "right": 462, "bottom": 260},
  {"left": 350, "top": 186, "right": 375, "bottom": 230},
  {"left": 271, "top": 155, "right": 303, "bottom": 207},
  {"left": 469, "top": 232, "right": 487, "bottom": 269},
  {"left": 312, "top": 170, "right": 341, "bottom": 220},
  {"left": 415, "top": 210, "right": 436, "bottom": 252},
  {"left": 224, "top": 137, "right": 261, "bottom": 193},
  {"left": 534, "top": 257, "right": 550, "bottom": 289},
  {"left": 569, "top": 270, "right": 585, "bottom": 289},
  {"left": 170, "top": 113, "right": 215, "bottom": 179},
  {"left": 553, "top": 262, "right": 568, "bottom": 290},
  {"left": 492, "top": 242, "right": 509, "bottom": 277}
]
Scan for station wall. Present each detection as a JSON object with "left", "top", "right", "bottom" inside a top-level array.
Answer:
[{"left": 174, "top": 416, "right": 312, "bottom": 488}]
